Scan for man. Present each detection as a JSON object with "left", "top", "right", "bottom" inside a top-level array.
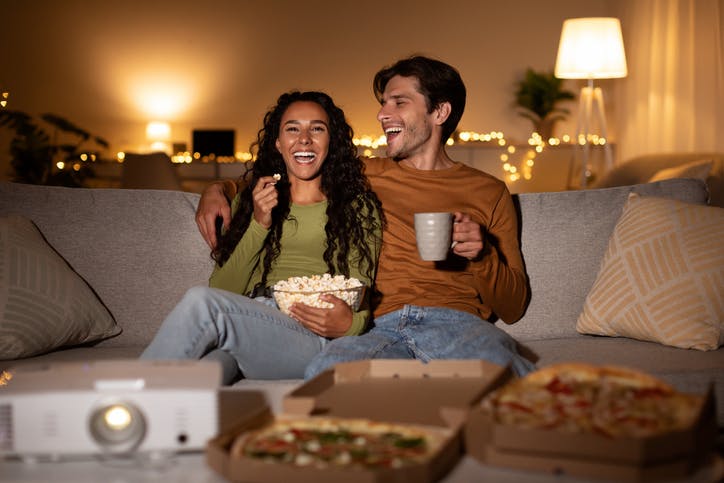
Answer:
[{"left": 196, "top": 56, "right": 535, "bottom": 377}]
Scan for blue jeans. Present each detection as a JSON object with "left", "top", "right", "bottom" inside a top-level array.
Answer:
[
  {"left": 304, "top": 305, "right": 535, "bottom": 379},
  {"left": 140, "top": 286, "right": 327, "bottom": 380}
]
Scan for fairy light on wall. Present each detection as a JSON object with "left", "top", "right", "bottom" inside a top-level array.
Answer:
[
  {"left": 114, "top": 128, "right": 609, "bottom": 184},
  {"left": 353, "top": 135, "right": 387, "bottom": 150},
  {"left": 0, "top": 370, "right": 12, "bottom": 386},
  {"left": 353, "top": 130, "right": 531, "bottom": 182},
  {"left": 352, "top": 129, "right": 607, "bottom": 184},
  {"left": 169, "top": 150, "right": 253, "bottom": 164}
]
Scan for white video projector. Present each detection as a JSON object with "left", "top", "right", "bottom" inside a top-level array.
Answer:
[{"left": 0, "top": 359, "right": 221, "bottom": 461}]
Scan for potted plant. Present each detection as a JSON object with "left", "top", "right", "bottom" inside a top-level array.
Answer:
[
  {"left": 514, "top": 68, "right": 575, "bottom": 140},
  {"left": 0, "top": 110, "right": 109, "bottom": 187}
]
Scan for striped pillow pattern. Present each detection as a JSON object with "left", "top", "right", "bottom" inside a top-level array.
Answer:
[
  {"left": 0, "top": 215, "right": 120, "bottom": 359},
  {"left": 577, "top": 194, "right": 724, "bottom": 350}
]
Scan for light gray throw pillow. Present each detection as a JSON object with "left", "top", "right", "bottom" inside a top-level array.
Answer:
[{"left": 0, "top": 215, "right": 120, "bottom": 359}]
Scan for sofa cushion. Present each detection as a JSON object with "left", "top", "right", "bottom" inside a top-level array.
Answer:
[
  {"left": 576, "top": 194, "right": 724, "bottom": 350},
  {"left": 0, "top": 182, "right": 214, "bottom": 349},
  {"left": 0, "top": 215, "right": 121, "bottom": 359},
  {"left": 648, "top": 158, "right": 714, "bottom": 183},
  {"left": 500, "top": 178, "right": 710, "bottom": 342},
  {"left": 0, "top": 347, "right": 142, "bottom": 372},
  {"left": 592, "top": 152, "right": 724, "bottom": 208}
]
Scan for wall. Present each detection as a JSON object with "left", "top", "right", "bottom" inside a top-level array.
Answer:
[{"left": 0, "top": 0, "right": 615, "bottom": 184}]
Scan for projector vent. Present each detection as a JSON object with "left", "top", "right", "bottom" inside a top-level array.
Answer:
[
  {"left": 0, "top": 403, "right": 13, "bottom": 452},
  {"left": 42, "top": 411, "right": 59, "bottom": 438},
  {"left": 175, "top": 407, "right": 188, "bottom": 428}
]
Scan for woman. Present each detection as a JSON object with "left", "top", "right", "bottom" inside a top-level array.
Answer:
[{"left": 141, "top": 91, "right": 383, "bottom": 383}]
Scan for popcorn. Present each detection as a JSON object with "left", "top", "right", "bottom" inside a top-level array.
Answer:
[
  {"left": 272, "top": 274, "right": 364, "bottom": 315},
  {"left": 272, "top": 173, "right": 282, "bottom": 182}
]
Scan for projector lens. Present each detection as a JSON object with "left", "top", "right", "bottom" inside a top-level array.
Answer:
[
  {"left": 104, "top": 405, "right": 132, "bottom": 430},
  {"left": 89, "top": 401, "right": 146, "bottom": 452}
]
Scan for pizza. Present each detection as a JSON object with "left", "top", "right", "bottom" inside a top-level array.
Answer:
[
  {"left": 482, "top": 363, "right": 704, "bottom": 438},
  {"left": 230, "top": 416, "right": 445, "bottom": 469}
]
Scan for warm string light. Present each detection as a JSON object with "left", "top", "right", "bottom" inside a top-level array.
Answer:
[
  {"left": 457, "top": 131, "right": 507, "bottom": 145},
  {"left": 97, "top": 130, "right": 607, "bottom": 183},
  {"left": 0, "top": 370, "right": 12, "bottom": 386},
  {"left": 353, "top": 130, "right": 606, "bottom": 183},
  {"left": 184, "top": 152, "right": 252, "bottom": 164},
  {"left": 171, "top": 152, "right": 194, "bottom": 164},
  {"left": 112, "top": 150, "right": 253, "bottom": 164},
  {"left": 353, "top": 135, "right": 388, "bottom": 149},
  {"left": 54, "top": 152, "right": 98, "bottom": 173},
  {"left": 0, "top": 91, "right": 8, "bottom": 108}
]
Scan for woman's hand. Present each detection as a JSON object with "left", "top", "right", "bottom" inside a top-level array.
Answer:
[
  {"left": 252, "top": 176, "right": 280, "bottom": 229},
  {"left": 289, "top": 294, "right": 353, "bottom": 338}
]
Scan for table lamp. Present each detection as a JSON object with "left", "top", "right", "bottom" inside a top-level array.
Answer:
[
  {"left": 146, "top": 120, "right": 171, "bottom": 154},
  {"left": 555, "top": 17, "right": 627, "bottom": 188}
]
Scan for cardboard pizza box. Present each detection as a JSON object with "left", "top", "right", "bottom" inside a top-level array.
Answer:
[
  {"left": 206, "top": 359, "right": 511, "bottom": 483},
  {"left": 464, "top": 383, "right": 718, "bottom": 482}
]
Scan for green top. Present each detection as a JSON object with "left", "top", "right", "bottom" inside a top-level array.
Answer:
[{"left": 209, "top": 197, "right": 380, "bottom": 336}]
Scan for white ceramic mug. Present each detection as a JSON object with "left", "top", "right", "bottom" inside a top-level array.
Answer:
[{"left": 414, "top": 212, "right": 455, "bottom": 261}]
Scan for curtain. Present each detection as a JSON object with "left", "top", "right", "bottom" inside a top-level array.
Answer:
[{"left": 614, "top": 0, "right": 724, "bottom": 162}]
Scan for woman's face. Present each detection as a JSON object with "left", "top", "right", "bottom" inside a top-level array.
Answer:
[{"left": 275, "top": 100, "right": 330, "bottom": 183}]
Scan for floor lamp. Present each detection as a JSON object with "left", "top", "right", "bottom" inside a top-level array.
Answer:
[{"left": 554, "top": 17, "right": 627, "bottom": 189}]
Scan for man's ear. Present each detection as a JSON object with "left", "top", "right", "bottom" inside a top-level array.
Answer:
[{"left": 433, "top": 102, "right": 452, "bottom": 126}]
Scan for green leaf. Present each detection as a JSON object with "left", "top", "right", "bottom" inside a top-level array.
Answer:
[
  {"left": 513, "top": 68, "right": 576, "bottom": 127},
  {"left": 1, "top": 110, "right": 108, "bottom": 187}
]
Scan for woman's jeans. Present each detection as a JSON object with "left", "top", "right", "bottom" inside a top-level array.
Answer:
[
  {"left": 140, "top": 286, "right": 327, "bottom": 381},
  {"left": 305, "top": 305, "right": 535, "bottom": 379}
]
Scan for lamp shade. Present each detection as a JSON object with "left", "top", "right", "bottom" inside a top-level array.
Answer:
[{"left": 555, "top": 17, "right": 627, "bottom": 79}]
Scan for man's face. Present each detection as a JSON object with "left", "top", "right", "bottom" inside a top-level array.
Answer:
[{"left": 376, "top": 75, "right": 436, "bottom": 160}]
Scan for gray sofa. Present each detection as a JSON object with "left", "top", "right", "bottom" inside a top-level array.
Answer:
[{"left": 1, "top": 178, "right": 722, "bottom": 424}]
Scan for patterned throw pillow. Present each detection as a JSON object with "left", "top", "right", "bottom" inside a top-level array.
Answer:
[
  {"left": 0, "top": 215, "right": 121, "bottom": 359},
  {"left": 577, "top": 194, "right": 724, "bottom": 350}
]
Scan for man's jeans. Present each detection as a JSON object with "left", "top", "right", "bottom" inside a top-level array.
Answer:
[
  {"left": 140, "top": 286, "right": 327, "bottom": 380},
  {"left": 305, "top": 305, "right": 535, "bottom": 379}
]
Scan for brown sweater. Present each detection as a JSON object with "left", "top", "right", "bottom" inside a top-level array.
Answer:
[
  {"left": 363, "top": 158, "right": 528, "bottom": 324},
  {"left": 226, "top": 157, "right": 528, "bottom": 323}
]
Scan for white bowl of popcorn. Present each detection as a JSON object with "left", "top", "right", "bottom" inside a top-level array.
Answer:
[{"left": 272, "top": 274, "right": 365, "bottom": 316}]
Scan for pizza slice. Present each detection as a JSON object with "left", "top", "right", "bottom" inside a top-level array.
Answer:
[
  {"left": 230, "top": 416, "right": 446, "bottom": 469},
  {"left": 484, "top": 363, "right": 704, "bottom": 438}
]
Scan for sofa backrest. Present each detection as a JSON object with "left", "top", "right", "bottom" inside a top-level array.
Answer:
[
  {"left": 0, "top": 182, "right": 213, "bottom": 348},
  {"left": 592, "top": 152, "right": 723, "bottom": 207},
  {"left": 592, "top": 152, "right": 723, "bottom": 188},
  {"left": 0, "top": 178, "right": 710, "bottom": 350},
  {"left": 501, "top": 178, "right": 709, "bottom": 342}
]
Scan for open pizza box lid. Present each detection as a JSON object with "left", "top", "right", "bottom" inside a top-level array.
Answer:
[
  {"left": 464, "top": 384, "right": 718, "bottom": 482},
  {"left": 206, "top": 359, "right": 511, "bottom": 483},
  {"left": 283, "top": 359, "right": 511, "bottom": 428}
]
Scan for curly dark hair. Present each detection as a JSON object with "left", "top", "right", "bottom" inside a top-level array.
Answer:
[{"left": 212, "top": 91, "right": 384, "bottom": 295}]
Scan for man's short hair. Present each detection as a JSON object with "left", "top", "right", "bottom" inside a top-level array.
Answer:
[{"left": 373, "top": 55, "right": 466, "bottom": 145}]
